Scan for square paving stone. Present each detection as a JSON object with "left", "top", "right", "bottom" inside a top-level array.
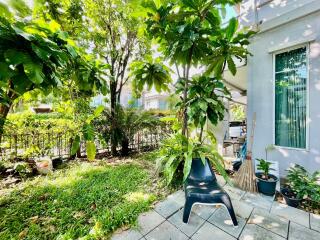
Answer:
[
  {"left": 154, "top": 198, "right": 183, "bottom": 219},
  {"left": 231, "top": 199, "right": 254, "bottom": 219},
  {"left": 192, "top": 222, "right": 236, "bottom": 240},
  {"left": 111, "top": 229, "right": 143, "bottom": 240},
  {"left": 168, "top": 208, "right": 205, "bottom": 237},
  {"left": 167, "top": 190, "right": 185, "bottom": 206},
  {"left": 289, "top": 222, "right": 320, "bottom": 240},
  {"left": 248, "top": 208, "right": 289, "bottom": 238},
  {"left": 191, "top": 204, "right": 217, "bottom": 220},
  {"left": 207, "top": 207, "right": 246, "bottom": 238},
  {"left": 145, "top": 221, "right": 188, "bottom": 240},
  {"left": 241, "top": 192, "right": 274, "bottom": 211},
  {"left": 216, "top": 174, "right": 227, "bottom": 186},
  {"left": 239, "top": 224, "right": 285, "bottom": 240},
  {"left": 270, "top": 202, "right": 309, "bottom": 228},
  {"left": 310, "top": 213, "right": 320, "bottom": 232},
  {"left": 223, "top": 185, "right": 246, "bottom": 200},
  {"left": 138, "top": 210, "right": 166, "bottom": 235}
]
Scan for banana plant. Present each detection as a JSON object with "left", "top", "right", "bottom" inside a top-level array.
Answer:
[{"left": 71, "top": 105, "right": 104, "bottom": 161}]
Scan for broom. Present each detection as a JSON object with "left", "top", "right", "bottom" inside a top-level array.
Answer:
[{"left": 233, "top": 112, "right": 258, "bottom": 192}]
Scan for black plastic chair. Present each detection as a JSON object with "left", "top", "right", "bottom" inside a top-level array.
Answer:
[{"left": 183, "top": 158, "right": 238, "bottom": 226}]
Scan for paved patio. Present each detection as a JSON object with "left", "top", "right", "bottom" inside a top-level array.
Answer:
[{"left": 112, "top": 176, "right": 320, "bottom": 240}]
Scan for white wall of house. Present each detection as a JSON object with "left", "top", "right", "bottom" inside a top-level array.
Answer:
[{"left": 244, "top": 0, "right": 320, "bottom": 176}]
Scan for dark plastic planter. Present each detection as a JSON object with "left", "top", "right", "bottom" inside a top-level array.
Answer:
[
  {"left": 255, "top": 173, "right": 278, "bottom": 196},
  {"left": 280, "top": 187, "right": 302, "bottom": 208}
]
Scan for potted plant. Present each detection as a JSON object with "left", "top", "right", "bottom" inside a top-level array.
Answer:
[
  {"left": 281, "top": 164, "right": 306, "bottom": 207},
  {"left": 255, "top": 159, "right": 278, "bottom": 195}
]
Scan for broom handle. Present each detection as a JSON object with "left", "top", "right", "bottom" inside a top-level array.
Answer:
[{"left": 248, "top": 112, "right": 256, "bottom": 156}]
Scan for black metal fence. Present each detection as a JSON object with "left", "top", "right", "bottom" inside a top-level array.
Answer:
[{"left": 0, "top": 128, "right": 169, "bottom": 160}]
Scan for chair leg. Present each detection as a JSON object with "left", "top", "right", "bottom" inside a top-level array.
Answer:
[
  {"left": 183, "top": 199, "right": 194, "bottom": 223},
  {"left": 222, "top": 195, "right": 238, "bottom": 226}
]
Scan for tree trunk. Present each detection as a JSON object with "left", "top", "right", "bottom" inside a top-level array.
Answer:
[
  {"left": 181, "top": 44, "right": 195, "bottom": 138},
  {"left": 121, "top": 137, "right": 129, "bottom": 156},
  {"left": 110, "top": 81, "right": 118, "bottom": 156},
  {"left": 0, "top": 103, "right": 11, "bottom": 143}
]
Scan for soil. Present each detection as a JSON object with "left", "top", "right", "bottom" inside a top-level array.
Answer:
[
  {"left": 275, "top": 189, "right": 320, "bottom": 214},
  {"left": 256, "top": 173, "right": 277, "bottom": 182},
  {"left": 281, "top": 187, "right": 297, "bottom": 198}
]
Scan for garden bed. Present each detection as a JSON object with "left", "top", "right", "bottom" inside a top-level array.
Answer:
[
  {"left": 275, "top": 191, "right": 320, "bottom": 215},
  {"left": 0, "top": 153, "right": 167, "bottom": 239}
]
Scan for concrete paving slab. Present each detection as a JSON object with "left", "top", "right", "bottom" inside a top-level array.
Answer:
[
  {"left": 270, "top": 202, "right": 309, "bottom": 228},
  {"left": 137, "top": 210, "right": 166, "bottom": 235},
  {"left": 191, "top": 204, "right": 217, "bottom": 220},
  {"left": 111, "top": 229, "right": 143, "bottom": 240},
  {"left": 192, "top": 222, "right": 236, "bottom": 240},
  {"left": 144, "top": 221, "right": 188, "bottom": 240},
  {"left": 168, "top": 208, "right": 205, "bottom": 237},
  {"left": 310, "top": 213, "right": 320, "bottom": 232},
  {"left": 239, "top": 224, "right": 285, "bottom": 240},
  {"left": 241, "top": 192, "right": 274, "bottom": 211},
  {"left": 231, "top": 198, "right": 254, "bottom": 219},
  {"left": 154, "top": 198, "right": 183, "bottom": 219},
  {"left": 223, "top": 185, "right": 246, "bottom": 200},
  {"left": 248, "top": 208, "right": 289, "bottom": 238},
  {"left": 208, "top": 207, "right": 246, "bottom": 238},
  {"left": 167, "top": 190, "right": 185, "bottom": 206},
  {"left": 216, "top": 174, "right": 227, "bottom": 186},
  {"left": 288, "top": 222, "right": 320, "bottom": 240}
]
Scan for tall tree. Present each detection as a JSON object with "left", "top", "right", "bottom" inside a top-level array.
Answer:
[
  {"left": 143, "top": 0, "right": 255, "bottom": 182},
  {"left": 0, "top": 15, "right": 106, "bottom": 139},
  {"left": 81, "top": 0, "right": 152, "bottom": 155}
]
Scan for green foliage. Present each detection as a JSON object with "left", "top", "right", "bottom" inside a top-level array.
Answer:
[
  {"left": 0, "top": 16, "right": 105, "bottom": 97},
  {"left": 71, "top": 104, "right": 105, "bottom": 161},
  {"left": 141, "top": 0, "right": 254, "bottom": 185},
  {"left": 256, "top": 159, "right": 274, "bottom": 180},
  {"left": 94, "top": 105, "right": 162, "bottom": 155},
  {"left": 0, "top": 15, "right": 107, "bottom": 141},
  {"left": 157, "top": 132, "right": 228, "bottom": 185},
  {"left": 130, "top": 57, "right": 172, "bottom": 98},
  {"left": 143, "top": 0, "right": 253, "bottom": 74},
  {"left": 286, "top": 164, "right": 320, "bottom": 202},
  {"left": 230, "top": 104, "right": 245, "bottom": 121},
  {"left": 206, "top": 17, "right": 255, "bottom": 77},
  {"left": 176, "top": 75, "right": 230, "bottom": 130},
  {"left": 0, "top": 161, "right": 158, "bottom": 239},
  {"left": 4, "top": 111, "right": 76, "bottom": 135},
  {"left": 13, "top": 162, "right": 32, "bottom": 178}
]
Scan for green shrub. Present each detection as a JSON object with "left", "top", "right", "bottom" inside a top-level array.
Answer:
[
  {"left": 4, "top": 111, "right": 76, "bottom": 135},
  {"left": 286, "top": 164, "right": 320, "bottom": 202}
]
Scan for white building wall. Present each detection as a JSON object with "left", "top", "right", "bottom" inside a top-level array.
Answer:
[{"left": 246, "top": 1, "right": 320, "bottom": 176}]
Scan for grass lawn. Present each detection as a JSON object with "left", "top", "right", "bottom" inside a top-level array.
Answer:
[{"left": 0, "top": 154, "right": 163, "bottom": 239}]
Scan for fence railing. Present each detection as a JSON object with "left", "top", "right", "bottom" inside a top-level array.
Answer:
[{"left": 0, "top": 128, "right": 170, "bottom": 160}]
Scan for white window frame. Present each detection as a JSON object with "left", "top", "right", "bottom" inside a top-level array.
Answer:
[{"left": 272, "top": 44, "right": 310, "bottom": 151}]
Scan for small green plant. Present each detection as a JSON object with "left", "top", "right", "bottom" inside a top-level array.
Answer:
[
  {"left": 71, "top": 105, "right": 105, "bottom": 161},
  {"left": 286, "top": 164, "right": 320, "bottom": 201},
  {"left": 157, "top": 132, "right": 228, "bottom": 185},
  {"left": 13, "top": 162, "right": 32, "bottom": 178},
  {"left": 256, "top": 159, "right": 274, "bottom": 180}
]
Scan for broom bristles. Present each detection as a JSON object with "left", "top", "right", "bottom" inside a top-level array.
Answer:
[{"left": 234, "top": 158, "right": 257, "bottom": 193}]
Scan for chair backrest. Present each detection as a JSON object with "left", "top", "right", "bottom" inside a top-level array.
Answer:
[{"left": 188, "top": 158, "right": 216, "bottom": 182}]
